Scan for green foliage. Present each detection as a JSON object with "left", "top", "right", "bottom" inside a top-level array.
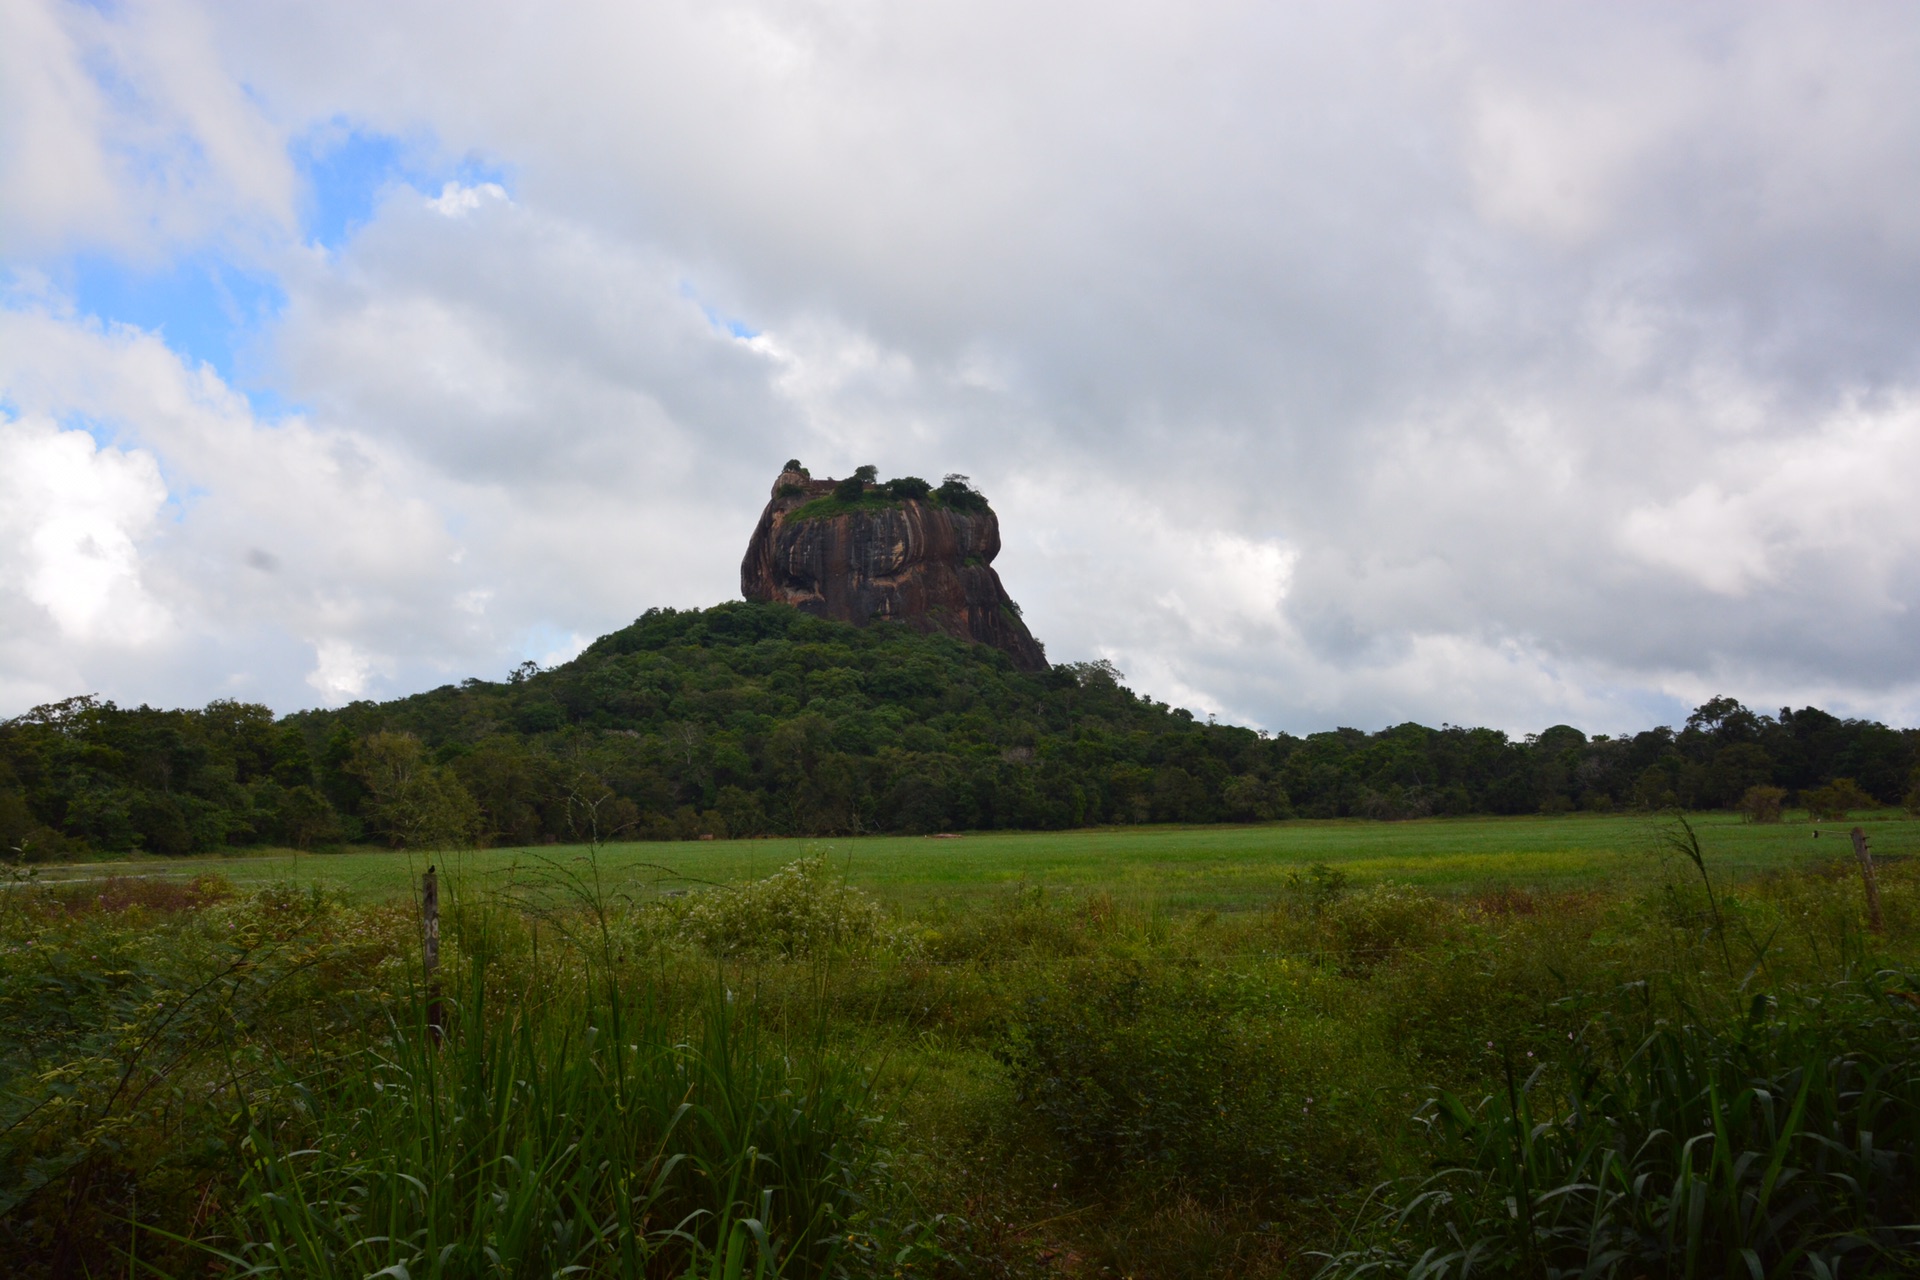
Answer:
[
  {"left": 0, "top": 878, "right": 404, "bottom": 1272},
  {"left": 10, "top": 819, "right": 1920, "bottom": 1279},
  {"left": 1000, "top": 962, "right": 1333, "bottom": 1192},
  {"left": 672, "top": 854, "right": 897, "bottom": 958},
  {"left": 225, "top": 962, "right": 890, "bottom": 1278},
  {"left": 1805, "top": 776, "right": 1876, "bottom": 821},
  {"left": 1320, "top": 978, "right": 1920, "bottom": 1280},
  {"left": 0, "top": 873, "right": 942, "bottom": 1279},
  {"left": 790, "top": 470, "right": 979, "bottom": 522},
  {"left": 5, "top": 609, "right": 1915, "bottom": 860},
  {"left": 788, "top": 490, "right": 903, "bottom": 521},
  {"left": 1738, "top": 783, "right": 1787, "bottom": 823},
  {"left": 347, "top": 729, "right": 482, "bottom": 849},
  {"left": 935, "top": 473, "right": 988, "bottom": 512}
]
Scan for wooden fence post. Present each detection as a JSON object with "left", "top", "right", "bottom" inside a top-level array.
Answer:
[
  {"left": 422, "top": 864, "right": 445, "bottom": 1043},
  {"left": 1850, "top": 827, "right": 1885, "bottom": 935}
]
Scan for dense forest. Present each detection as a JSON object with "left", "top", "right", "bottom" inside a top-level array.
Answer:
[{"left": 2, "top": 601, "right": 1916, "bottom": 858}]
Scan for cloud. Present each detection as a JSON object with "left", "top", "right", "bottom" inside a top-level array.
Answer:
[
  {"left": 0, "top": 0, "right": 294, "bottom": 258},
  {"left": 1618, "top": 397, "right": 1920, "bottom": 600},
  {"left": 5, "top": 0, "right": 1920, "bottom": 733},
  {"left": 0, "top": 414, "right": 170, "bottom": 646}
]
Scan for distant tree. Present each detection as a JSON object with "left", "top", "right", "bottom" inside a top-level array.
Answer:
[
  {"left": 885, "top": 475, "right": 932, "bottom": 500},
  {"left": 349, "top": 731, "right": 481, "bottom": 849},
  {"left": 1222, "top": 774, "right": 1289, "bottom": 822},
  {"left": 1062, "top": 659, "right": 1125, "bottom": 688},
  {"left": 935, "top": 473, "right": 989, "bottom": 511},
  {"left": 782, "top": 458, "right": 809, "bottom": 475},
  {"left": 1699, "top": 742, "right": 1775, "bottom": 808},
  {"left": 1632, "top": 765, "right": 1678, "bottom": 811},
  {"left": 853, "top": 464, "right": 878, "bottom": 484},
  {"left": 1687, "top": 696, "right": 1763, "bottom": 742},
  {"left": 277, "top": 784, "right": 343, "bottom": 848},
  {"left": 1737, "top": 784, "right": 1786, "bottom": 824}
]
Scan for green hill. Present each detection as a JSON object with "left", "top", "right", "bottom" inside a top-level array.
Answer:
[{"left": 2, "top": 601, "right": 1914, "bottom": 856}]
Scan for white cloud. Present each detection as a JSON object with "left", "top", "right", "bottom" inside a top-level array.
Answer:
[
  {"left": 307, "top": 638, "right": 375, "bottom": 703},
  {"left": 0, "top": 414, "right": 170, "bottom": 644},
  {"left": 6, "top": 1, "right": 1920, "bottom": 733},
  {"left": 0, "top": 0, "right": 293, "bottom": 257},
  {"left": 1618, "top": 397, "right": 1920, "bottom": 600},
  {"left": 427, "top": 181, "right": 508, "bottom": 218}
]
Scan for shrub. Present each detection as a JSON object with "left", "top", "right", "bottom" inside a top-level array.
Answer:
[
  {"left": 998, "top": 964, "right": 1341, "bottom": 1191},
  {"left": 1319, "top": 882, "right": 1448, "bottom": 972},
  {"left": 674, "top": 855, "right": 894, "bottom": 958},
  {"left": 935, "top": 474, "right": 989, "bottom": 512},
  {"left": 1805, "top": 776, "right": 1875, "bottom": 821},
  {"left": 1737, "top": 783, "right": 1786, "bottom": 823}
]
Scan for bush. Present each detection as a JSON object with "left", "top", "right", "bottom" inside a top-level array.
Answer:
[
  {"left": 1805, "top": 776, "right": 1876, "bottom": 821},
  {"left": 998, "top": 964, "right": 1344, "bottom": 1191},
  {"left": 934, "top": 474, "right": 989, "bottom": 512},
  {"left": 1737, "top": 783, "right": 1786, "bottom": 823},
  {"left": 674, "top": 855, "right": 895, "bottom": 958},
  {"left": 1328, "top": 882, "right": 1443, "bottom": 971}
]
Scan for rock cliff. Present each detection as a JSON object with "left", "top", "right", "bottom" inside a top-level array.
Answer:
[{"left": 740, "top": 465, "right": 1048, "bottom": 671}]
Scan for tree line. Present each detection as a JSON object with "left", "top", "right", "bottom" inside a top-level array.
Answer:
[{"left": 2, "top": 602, "right": 1916, "bottom": 857}]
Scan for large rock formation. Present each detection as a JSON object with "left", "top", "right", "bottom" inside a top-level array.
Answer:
[{"left": 740, "top": 465, "right": 1048, "bottom": 670}]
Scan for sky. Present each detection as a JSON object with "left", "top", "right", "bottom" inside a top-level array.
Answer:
[{"left": 3, "top": 0, "right": 1919, "bottom": 737}]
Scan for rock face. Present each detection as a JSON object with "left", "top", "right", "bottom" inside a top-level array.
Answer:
[{"left": 740, "top": 467, "right": 1048, "bottom": 671}]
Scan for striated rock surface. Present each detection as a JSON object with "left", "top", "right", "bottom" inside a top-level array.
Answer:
[{"left": 740, "top": 466, "right": 1048, "bottom": 670}]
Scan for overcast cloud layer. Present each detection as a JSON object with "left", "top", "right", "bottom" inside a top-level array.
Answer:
[{"left": 3, "top": 0, "right": 1919, "bottom": 734}]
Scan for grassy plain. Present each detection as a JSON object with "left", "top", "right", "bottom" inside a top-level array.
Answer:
[
  {"left": 9, "top": 809, "right": 1920, "bottom": 1277},
  {"left": 23, "top": 809, "right": 1920, "bottom": 908}
]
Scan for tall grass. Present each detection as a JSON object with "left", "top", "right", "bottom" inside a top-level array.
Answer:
[
  {"left": 10, "top": 836, "right": 1920, "bottom": 1279},
  {"left": 214, "top": 887, "right": 906, "bottom": 1279},
  {"left": 1319, "top": 972, "right": 1920, "bottom": 1279}
]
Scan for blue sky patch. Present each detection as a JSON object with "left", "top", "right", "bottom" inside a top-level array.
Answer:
[
  {"left": 69, "top": 252, "right": 284, "bottom": 388},
  {"left": 33, "top": 125, "right": 514, "bottom": 421},
  {"left": 292, "top": 122, "right": 512, "bottom": 251},
  {"left": 680, "top": 280, "right": 760, "bottom": 340}
]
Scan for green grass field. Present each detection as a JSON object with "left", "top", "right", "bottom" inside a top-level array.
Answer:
[{"left": 23, "top": 809, "right": 1917, "bottom": 909}]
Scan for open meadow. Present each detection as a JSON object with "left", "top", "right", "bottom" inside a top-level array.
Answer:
[
  {"left": 22, "top": 809, "right": 1920, "bottom": 906},
  {"left": 8, "top": 812, "right": 1920, "bottom": 1279}
]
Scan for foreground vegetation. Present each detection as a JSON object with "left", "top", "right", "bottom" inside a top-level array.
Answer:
[
  {"left": 6, "top": 820, "right": 1920, "bottom": 1277},
  {"left": 4, "top": 602, "right": 1916, "bottom": 860}
]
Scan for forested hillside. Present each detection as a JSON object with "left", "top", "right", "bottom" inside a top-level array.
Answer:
[{"left": 2, "top": 601, "right": 1916, "bottom": 857}]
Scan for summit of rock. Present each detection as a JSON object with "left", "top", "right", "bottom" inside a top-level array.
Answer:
[{"left": 739, "top": 465, "right": 1048, "bottom": 671}]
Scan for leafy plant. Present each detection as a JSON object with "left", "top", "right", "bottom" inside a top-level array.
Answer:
[
  {"left": 672, "top": 854, "right": 897, "bottom": 959},
  {"left": 1738, "top": 784, "right": 1787, "bottom": 824},
  {"left": 1806, "top": 778, "right": 1876, "bottom": 822},
  {"left": 1318, "top": 975, "right": 1920, "bottom": 1280}
]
